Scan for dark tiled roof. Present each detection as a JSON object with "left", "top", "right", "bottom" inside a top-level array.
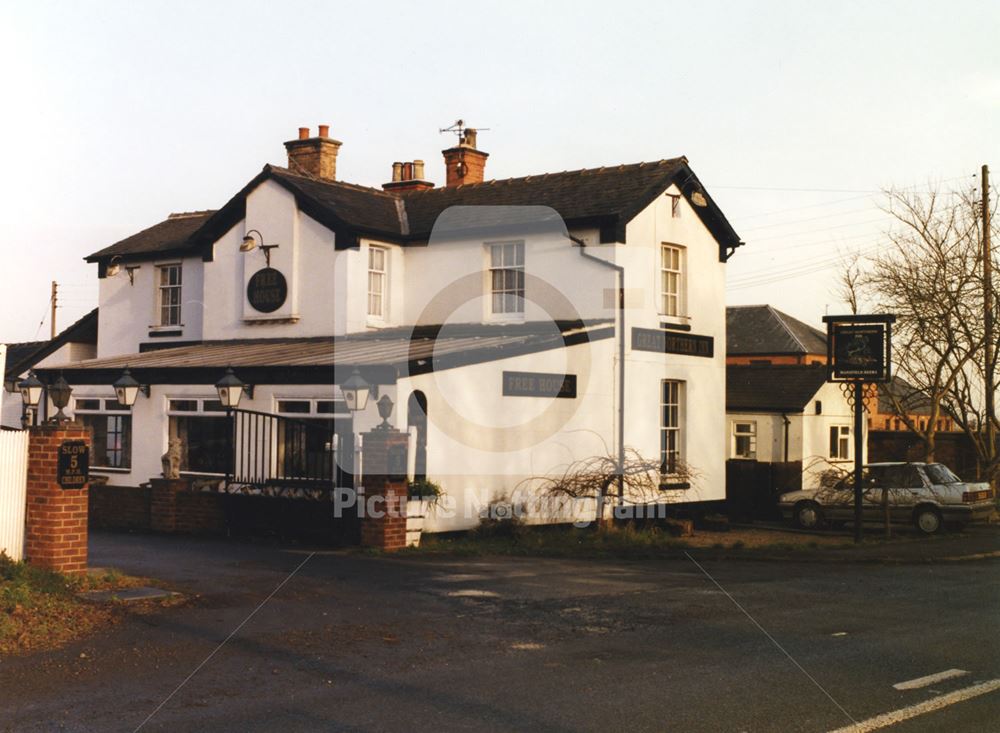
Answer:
[
  {"left": 400, "top": 159, "right": 687, "bottom": 238},
  {"left": 877, "top": 377, "right": 935, "bottom": 416},
  {"left": 86, "top": 159, "right": 742, "bottom": 262},
  {"left": 3, "top": 308, "right": 98, "bottom": 380},
  {"left": 727, "top": 363, "right": 828, "bottom": 412},
  {"left": 86, "top": 211, "right": 216, "bottom": 262},
  {"left": 4, "top": 341, "right": 46, "bottom": 380},
  {"left": 726, "top": 305, "right": 826, "bottom": 357}
]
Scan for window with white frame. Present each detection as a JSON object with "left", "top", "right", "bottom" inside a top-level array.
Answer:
[
  {"left": 488, "top": 241, "right": 525, "bottom": 316},
  {"left": 660, "top": 244, "right": 684, "bottom": 317},
  {"left": 830, "top": 425, "right": 851, "bottom": 460},
  {"left": 660, "top": 380, "right": 683, "bottom": 475},
  {"left": 74, "top": 397, "right": 132, "bottom": 469},
  {"left": 167, "top": 397, "right": 228, "bottom": 474},
  {"left": 157, "top": 263, "right": 182, "bottom": 327},
  {"left": 732, "top": 421, "right": 757, "bottom": 460},
  {"left": 367, "top": 246, "right": 388, "bottom": 320}
]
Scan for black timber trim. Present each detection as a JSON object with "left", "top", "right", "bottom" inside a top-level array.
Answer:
[
  {"left": 405, "top": 325, "right": 615, "bottom": 377},
  {"left": 36, "top": 364, "right": 398, "bottom": 387}
]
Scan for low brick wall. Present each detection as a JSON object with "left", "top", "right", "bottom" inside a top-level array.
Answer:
[
  {"left": 88, "top": 483, "right": 151, "bottom": 530},
  {"left": 89, "top": 481, "right": 226, "bottom": 536}
]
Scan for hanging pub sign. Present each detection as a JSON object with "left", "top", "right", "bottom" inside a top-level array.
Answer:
[
  {"left": 247, "top": 267, "right": 288, "bottom": 313},
  {"left": 57, "top": 440, "right": 89, "bottom": 489},
  {"left": 822, "top": 314, "right": 895, "bottom": 383}
]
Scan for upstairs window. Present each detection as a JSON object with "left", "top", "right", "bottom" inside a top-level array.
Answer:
[
  {"left": 660, "top": 244, "right": 684, "bottom": 317},
  {"left": 668, "top": 193, "right": 681, "bottom": 218},
  {"left": 157, "top": 264, "right": 182, "bottom": 327},
  {"left": 367, "top": 246, "right": 388, "bottom": 320},
  {"left": 489, "top": 242, "right": 525, "bottom": 316}
]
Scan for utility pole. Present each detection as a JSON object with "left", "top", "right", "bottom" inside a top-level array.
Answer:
[
  {"left": 984, "top": 164, "right": 995, "bottom": 473},
  {"left": 50, "top": 281, "right": 58, "bottom": 339}
]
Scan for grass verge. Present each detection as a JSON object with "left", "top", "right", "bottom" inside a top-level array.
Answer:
[
  {"left": 405, "top": 523, "right": 861, "bottom": 560},
  {"left": 0, "top": 554, "right": 162, "bottom": 656}
]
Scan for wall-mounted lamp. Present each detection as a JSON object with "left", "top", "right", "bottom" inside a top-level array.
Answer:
[
  {"left": 340, "top": 368, "right": 372, "bottom": 413},
  {"left": 106, "top": 256, "right": 141, "bottom": 285},
  {"left": 215, "top": 367, "right": 254, "bottom": 409},
  {"left": 241, "top": 229, "right": 280, "bottom": 267},
  {"left": 113, "top": 367, "right": 150, "bottom": 407}
]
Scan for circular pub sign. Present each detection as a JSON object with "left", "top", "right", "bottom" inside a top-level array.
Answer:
[{"left": 246, "top": 267, "right": 288, "bottom": 313}]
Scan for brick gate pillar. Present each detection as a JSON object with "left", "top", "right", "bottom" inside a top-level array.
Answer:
[
  {"left": 26, "top": 424, "right": 90, "bottom": 574},
  {"left": 359, "top": 428, "right": 408, "bottom": 551}
]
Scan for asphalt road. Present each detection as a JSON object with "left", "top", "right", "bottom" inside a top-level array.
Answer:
[{"left": 1, "top": 530, "right": 998, "bottom": 732}]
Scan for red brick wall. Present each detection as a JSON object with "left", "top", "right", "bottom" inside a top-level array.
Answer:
[
  {"left": 26, "top": 424, "right": 90, "bottom": 574},
  {"left": 360, "top": 429, "right": 408, "bottom": 551},
  {"left": 88, "top": 483, "right": 150, "bottom": 530}
]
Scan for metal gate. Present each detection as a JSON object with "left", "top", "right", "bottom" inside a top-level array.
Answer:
[
  {"left": 0, "top": 429, "right": 29, "bottom": 561},
  {"left": 225, "top": 409, "right": 354, "bottom": 496}
]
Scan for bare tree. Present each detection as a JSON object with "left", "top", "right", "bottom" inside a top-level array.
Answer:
[
  {"left": 517, "top": 448, "right": 701, "bottom": 527},
  {"left": 841, "top": 184, "right": 997, "bottom": 475}
]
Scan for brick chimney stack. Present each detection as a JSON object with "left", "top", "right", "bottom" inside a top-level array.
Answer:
[
  {"left": 442, "top": 128, "right": 488, "bottom": 187},
  {"left": 284, "top": 125, "right": 342, "bottom": 180},
  {"left": 382, "top": 159, "right": 435, "bottom": 193}
]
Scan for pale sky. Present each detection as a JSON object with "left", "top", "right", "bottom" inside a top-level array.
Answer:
[{"left": 1, "top": 0, "right": 998, "bottom": 342}]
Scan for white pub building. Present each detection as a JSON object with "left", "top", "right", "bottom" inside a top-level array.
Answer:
[{"left": 36, "top": 124, "right": 743, "bottom": 532}]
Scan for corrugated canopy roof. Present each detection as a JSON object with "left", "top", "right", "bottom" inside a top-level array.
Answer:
[{"left": 37, "top": 320, "right": 613, "bottom": 385}]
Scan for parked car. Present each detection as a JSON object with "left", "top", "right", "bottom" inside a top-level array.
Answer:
[{"left": 778, "top": 462, "right": 996, "bottom": 534}]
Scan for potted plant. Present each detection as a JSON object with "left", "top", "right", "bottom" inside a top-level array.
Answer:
[{"left": 406, "top": 478, "right": 442, "bottom": 547}]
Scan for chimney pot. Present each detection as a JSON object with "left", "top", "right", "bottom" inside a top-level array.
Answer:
[
  {"left": 392, "top": 162, "right": 403, "bottom": 182},
  {"left": 413, "top": 160, "right": 425, "bottom": 180},
  {"left": 401, "top": 162, "right": 413, "bottom": 181},
  {"left": 285, "top": 128, "right": 342, "bottom": 180}
]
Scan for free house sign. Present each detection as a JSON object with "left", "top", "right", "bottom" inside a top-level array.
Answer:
[{"left": 247, "top": 267, "right": 288, "bottom": 313}]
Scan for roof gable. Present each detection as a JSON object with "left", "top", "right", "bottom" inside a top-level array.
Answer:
[{"left": 727, "top": 305, "right": 827, "bottom": 357}]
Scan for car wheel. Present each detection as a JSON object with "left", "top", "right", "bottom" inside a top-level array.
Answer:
[
  {"left": 913, "top": 506, "right": 943, "bottom": 535},
  {"left": 794, "top": 501, "right": 823, "bottom": 530}
]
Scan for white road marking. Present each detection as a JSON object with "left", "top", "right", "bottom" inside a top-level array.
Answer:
[
  {"left": 831, "top": 632, "right": 848, "bottom": 637},
  {"left": 893, "top": 668, "right": 969, "bottom": 690},
  {"left": 828, "top": 678, "right": 1000, "bottom": 733},
  {"left": 447, "top": 589, "right": 499, "bottom": 598}
]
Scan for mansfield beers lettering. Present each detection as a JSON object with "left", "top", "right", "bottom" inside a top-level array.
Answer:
[
  {"left": 247, "top": 267, "right": 288, "bottom": 313},
  {"left": 832, "top": 323, "right": 886, "bottom": 380},
  {"left": 631, "top": 327, "right": 714, "bottom": 358},
  {"left": 502, "top": 371, "right": 577, "bottom": 398},
  {"left": 57, "top": 440, "right": 89, "bottom": 489}
]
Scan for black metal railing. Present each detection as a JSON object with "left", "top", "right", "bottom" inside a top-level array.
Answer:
[{"left": 225, "top": 409, "right": 351, "bottom": 493}]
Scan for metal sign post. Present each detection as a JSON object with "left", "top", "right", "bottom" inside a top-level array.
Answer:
[{"left": 823, "top": 314, "right": 895, "bottom": 543}]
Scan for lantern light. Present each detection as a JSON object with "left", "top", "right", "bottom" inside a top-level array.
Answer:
[
  {"left": 215, "top": 368, "right": 252, "bottom": 409},
  {"left": 113, "top": 368, "right": 149, "bottom": 407},
  {"left": 18, "top": 371, "right": 44, "bottom": 408},
  {"left": 340, "top": 369, "right": 371, "bottom": 412}
]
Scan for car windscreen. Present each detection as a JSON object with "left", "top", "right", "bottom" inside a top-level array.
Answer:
[{"left": 925, "top": 464, "right": 960, "bottom": 484}]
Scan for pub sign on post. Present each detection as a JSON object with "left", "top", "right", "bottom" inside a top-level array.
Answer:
[{"left": 823, "top": 314, "right": 895, "bottom": 383}]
